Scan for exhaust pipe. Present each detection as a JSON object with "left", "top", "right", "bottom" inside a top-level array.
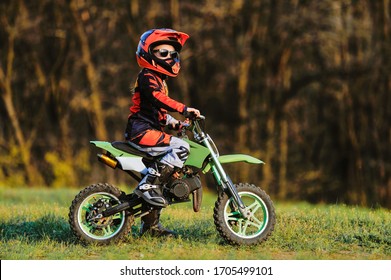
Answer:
[{"left": 97, "top": 153, "right": 118, "bottom": 169}]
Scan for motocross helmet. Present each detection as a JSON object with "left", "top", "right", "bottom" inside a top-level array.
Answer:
[{"left": 136, "top": 28, "right": 189, "bottom": 77}]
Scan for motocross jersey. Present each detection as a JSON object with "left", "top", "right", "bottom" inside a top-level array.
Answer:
[{"left": 129, "top": 68, "right": 186, "bottom": 131}]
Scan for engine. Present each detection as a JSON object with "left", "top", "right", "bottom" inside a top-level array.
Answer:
[{"left": 168, "top": 175, "right": 202, "bottom": 201}]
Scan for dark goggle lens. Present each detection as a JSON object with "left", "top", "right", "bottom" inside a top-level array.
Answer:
[{"left": 153, "top": 49, "right": 179, "bottom": 59}]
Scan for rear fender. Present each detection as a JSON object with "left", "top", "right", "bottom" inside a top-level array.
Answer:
[
  {"left": 90, "top": 141, "right": 146, "bottom": 172},
  {"left": 90, "top": 141, "right": 133, "bottom": 157}
]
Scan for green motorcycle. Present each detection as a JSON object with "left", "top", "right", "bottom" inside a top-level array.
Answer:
[{"left": 69, "top": 115, "right": 275, "bottom": 245}]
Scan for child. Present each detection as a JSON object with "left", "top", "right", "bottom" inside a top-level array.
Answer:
[{"left": 125, "top": 29, "right": 200, "bottom": 237}]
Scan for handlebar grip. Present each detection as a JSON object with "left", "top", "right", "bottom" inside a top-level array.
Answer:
[
  {"left": 183, "top": 110, "right": 193, "bottom": 119},
  {"left": 184, "top": 110, "right": 205, "bottom": 120}
]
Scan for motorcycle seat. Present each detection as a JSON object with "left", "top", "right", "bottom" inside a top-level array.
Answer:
[{"left": 111, "top": 141, "right": 162, "bottom": 160}]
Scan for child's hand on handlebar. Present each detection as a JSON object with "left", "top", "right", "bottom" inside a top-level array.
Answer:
[{"left": 184, "top": 107, "right": 201, "bottom": 118}]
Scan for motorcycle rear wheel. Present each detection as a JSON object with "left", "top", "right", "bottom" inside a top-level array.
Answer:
[
  {"left": 68, "top": 183, "right": 134, "bottom": 244},
  {"left": 214, "top": 183, "right": 276, "bottom": 246}
]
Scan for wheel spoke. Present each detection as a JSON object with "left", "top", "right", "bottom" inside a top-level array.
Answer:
[
  {"left": 239, "top": 220, "right": 258, "bottom": 236},
  {"left": 228, "top": 214, "right": 254, "bottom": 237},
  {"left": 246, "top": 200, "right": 266, "bottom": 232},
  {"left": 246, "top": 200, "right": 263, "bottom": 216},
  {"left": 102, "top": 225, "right": 113, "bottom": 236},
  {"left": 246, "top": 200, "right": 258, "bottom": 210},
  {"left": 226, "top": 211, "right": 240, "bottom": 221},
  {"left": 83, "top": 223, "right": 93, "bottom": 233},
  {"left": 237, "top": 220, "right": 245, "bottom": 235},
  {"left": 242, "top": 221, "right": 250, "bottom": 236},
  {"left": 248, "top": 217, "right": 263, "bottom": 229}
]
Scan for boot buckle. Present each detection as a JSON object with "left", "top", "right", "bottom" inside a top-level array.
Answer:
[
  {"left": 138, "top": 183, "right": 157, "bottom": 191},
  {"left": 147, "top": 167, "right": 161, "bottom": 177}
]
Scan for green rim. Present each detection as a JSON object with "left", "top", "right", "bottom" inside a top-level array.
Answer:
[
  {"left": 77, "top": 192, "right": 126, "bottom": 240},
  {"left": 224, "top": 191, "right": 269, "bottom": 239}
]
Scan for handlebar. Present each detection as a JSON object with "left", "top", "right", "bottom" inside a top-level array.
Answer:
[
  {"left": 185, "top": 114, "right": 205, "bottom": 124},
  {"left": 183, "top": 110, "right": 205, "bottom": 121},
  {"left": 177, "top": 114, "right": 205, "bottom": 138}
]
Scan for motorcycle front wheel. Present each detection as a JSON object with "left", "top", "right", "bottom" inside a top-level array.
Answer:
[
  {"left": 68, "top": 183, "right": 134, "bottom": 245},
  {"left": 214, "top": 183, "right": 276, "bottom": 246}
]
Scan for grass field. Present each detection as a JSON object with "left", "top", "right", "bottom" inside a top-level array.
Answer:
[{"left": 0, "top": 186, "right": 390, "bottom": 260}]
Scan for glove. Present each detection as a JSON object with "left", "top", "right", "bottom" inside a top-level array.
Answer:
[
  {"left": 183, "top": 107, "right": 201, "bottom": 119},
  {"left": 170, "top": 120, "right": 190, "bottom": 131}
]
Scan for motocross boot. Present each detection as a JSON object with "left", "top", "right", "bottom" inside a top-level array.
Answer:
[
  {"left": 134, "top": 163, "right": 174, "bottom": 208},
  {"left": 140, "top": 209, "right": 177, "bottom": 238}
]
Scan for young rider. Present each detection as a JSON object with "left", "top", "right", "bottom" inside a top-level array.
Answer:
[{"left": 125, "top": 29, "right": 200, "bottom": 237}]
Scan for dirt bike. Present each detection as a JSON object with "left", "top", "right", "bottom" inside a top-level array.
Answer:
[{"left": 68, "top": 115, "right": 276, "bottom": 246}]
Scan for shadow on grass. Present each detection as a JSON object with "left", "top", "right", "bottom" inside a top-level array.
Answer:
[
  {"left": 0, "top": 214, "right": 75, "bottom": 244},
  {"left": 127, "top": 218, "right": 221, "bottom": 245},
  {"left": 171, "top": 220, "right": 221, "bottom": 244},
  {"left": 1, "top": 214, "right": 221, "bottom": 246}
]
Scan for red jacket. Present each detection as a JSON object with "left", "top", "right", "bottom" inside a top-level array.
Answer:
[{"left": 129, "top": 68, "right": 186, "bottom": 131}]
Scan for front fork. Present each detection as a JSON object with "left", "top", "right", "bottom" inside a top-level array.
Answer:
[
  {"left": 211, "top": 165, "right": 250, "bottom": 219},
  {"left": 202, "top": 139, "right": 251, "bottom": 219}
]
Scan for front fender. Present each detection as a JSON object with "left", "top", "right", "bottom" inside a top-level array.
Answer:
[{"left": 203, "top": 154, "right": 265, "bottom": 173}]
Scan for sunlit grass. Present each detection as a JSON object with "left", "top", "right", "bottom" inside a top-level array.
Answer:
[{"left": 1, "top": 187, "right": 390, "bottom": 260}]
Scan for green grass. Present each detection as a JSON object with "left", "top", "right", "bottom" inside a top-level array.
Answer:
[{"left": 1, "top": 187, "right": 390, "bottom": 260}]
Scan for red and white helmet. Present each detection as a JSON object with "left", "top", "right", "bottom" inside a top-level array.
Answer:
[{"left": 136, "top": 28, "right": 189, "bottom": 77}]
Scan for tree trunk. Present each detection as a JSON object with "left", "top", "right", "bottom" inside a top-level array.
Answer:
[
  {"left": 0, "top": 26, "right": 43, "bottom": 186},
  {"left": 278, "top": 119, "right": 288, "bottom": 199},
  {"left": 70, "top": 0, "right": 108, "bottom": 141}
]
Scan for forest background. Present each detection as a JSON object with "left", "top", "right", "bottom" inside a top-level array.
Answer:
[{"left": 0, "top": 0, "right": 390, "bottom": 208}]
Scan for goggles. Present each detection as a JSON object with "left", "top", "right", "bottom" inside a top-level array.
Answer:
[{"left": 153, "top": 49, "right": 179, "bottom": 59}]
